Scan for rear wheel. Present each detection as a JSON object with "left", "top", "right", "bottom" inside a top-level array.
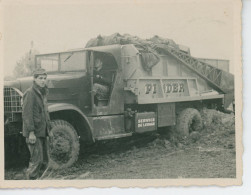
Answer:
[
  {"left": 49, "top": 120, "right": 80, "bottom": 169},
  {"left": 176, "top": 108, "right": 202, "bottom": 139}
]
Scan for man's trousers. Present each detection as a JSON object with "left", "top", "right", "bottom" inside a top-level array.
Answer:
[{"left": 26, "top": 137, "right": 48, "bottom": 179}]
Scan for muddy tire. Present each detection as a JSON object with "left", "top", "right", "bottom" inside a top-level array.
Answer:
[
  {"left": 49, "top": 120, "right": 80, "bottom": 169},
  {"left": 176, "top": 108, "right": 202, "bottom": 139}
]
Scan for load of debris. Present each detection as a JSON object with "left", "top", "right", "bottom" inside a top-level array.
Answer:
[{"left": 85, "top": 33, "right": 190, "bottom": 71}]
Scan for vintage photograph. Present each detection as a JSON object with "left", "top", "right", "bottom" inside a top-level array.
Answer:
[{"left": 1, "top": 0, "right": 242, "bottom": 187}]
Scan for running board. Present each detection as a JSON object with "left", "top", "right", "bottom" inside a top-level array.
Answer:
[{"left": 95, "top": 132, "right": 133, "bottom": 141}]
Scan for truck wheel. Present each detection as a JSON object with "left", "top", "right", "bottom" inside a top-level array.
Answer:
[
  {"left": 176, "top": 108, "right": 202, "bottom": 139},
  {"left": 48, "top": 120, "right": 80, "bottom": 169}
]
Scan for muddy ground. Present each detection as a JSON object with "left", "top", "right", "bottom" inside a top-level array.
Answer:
[{"left": 5, "top": 109, "right": 236, "bottom": 180}]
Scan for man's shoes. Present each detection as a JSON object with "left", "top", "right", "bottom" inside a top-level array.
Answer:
[
  {"left": 25, "top": 172, "right": 30, "bottom": 180},
  {"left": 25, "top": 172, "right": 36, "bottom": 180}
]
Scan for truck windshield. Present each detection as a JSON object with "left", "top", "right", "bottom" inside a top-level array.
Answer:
[{"left": 36, "top": 51, "right": 86, "bottom": 72}]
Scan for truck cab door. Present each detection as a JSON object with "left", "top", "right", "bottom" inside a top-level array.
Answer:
[{"left": 89, "top": 51, "right": 124, "bottom": 115}]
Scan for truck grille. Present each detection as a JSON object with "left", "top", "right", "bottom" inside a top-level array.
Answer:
[{"left": 4, "top": 87, "right": 22, "bottom": 122}]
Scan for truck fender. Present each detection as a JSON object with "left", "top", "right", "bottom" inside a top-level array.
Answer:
[{"left": 48, "top": 103, "right": 95, "bottom": 142}]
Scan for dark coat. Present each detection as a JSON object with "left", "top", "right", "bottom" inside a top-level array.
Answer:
[
  {"left": 22, "top": 82, "right": 51, "bottom": 138},
  {"left": 93, "top": 68, "right": 113, "bottom": 86}
]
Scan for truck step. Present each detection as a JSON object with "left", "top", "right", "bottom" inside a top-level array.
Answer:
[{"left": 95, "top": 132, "right": 133, "bottom": 141}]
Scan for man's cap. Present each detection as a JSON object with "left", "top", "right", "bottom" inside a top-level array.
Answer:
[{"left": 33, "top": 68, "right": 47, "bottom": 76}]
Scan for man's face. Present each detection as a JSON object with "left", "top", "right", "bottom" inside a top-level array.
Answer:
[
  {"left": 34, "top": 75, "right": 47, "bottom": 88},
  {"left": 95, "top": 59, "right": 103, "bottom": 71}
]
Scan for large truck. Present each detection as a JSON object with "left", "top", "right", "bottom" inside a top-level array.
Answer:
[{"left": 4, "top": 34, "right": 234, "bottom": 168}]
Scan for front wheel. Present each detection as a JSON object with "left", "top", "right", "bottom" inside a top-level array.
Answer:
[
  {"left": 48, "top": 120, "right": 80, "bottom": 169},
  {"left": 175, "top": 108, "right": 202, "bottom": 139}
]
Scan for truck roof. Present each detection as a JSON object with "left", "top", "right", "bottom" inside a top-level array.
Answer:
[
  {"left": 36, "top": 44, "right": 123, "bottom": 56},
  {"left": 36, "top": 44, "right": 123, "bottom": 67}
]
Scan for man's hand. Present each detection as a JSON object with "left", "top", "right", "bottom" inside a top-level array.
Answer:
[
  {"left": 28, "top": 131, "right": 36, "bottom": 144},
  {"left": 96, "top": 75, "right": 102, "bottom": 79},
  {"left": 48, "top": 131, "right": 54, "bottom": 143}
]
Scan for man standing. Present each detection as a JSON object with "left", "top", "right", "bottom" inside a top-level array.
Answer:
[{"left": 22, "top": 68, "right": 52, "bottom": 180}]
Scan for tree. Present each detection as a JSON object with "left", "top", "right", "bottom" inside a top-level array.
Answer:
[{"left": 13, "top": 42, "right": 39, "bottom": 78}]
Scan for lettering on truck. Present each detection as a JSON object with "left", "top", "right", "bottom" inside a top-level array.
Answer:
[
  {"left": 138, "top": 117, "right": 155, "bottom": 128},
  {"left": 144, "top": 82, "right": 185, "bottom": 94}
]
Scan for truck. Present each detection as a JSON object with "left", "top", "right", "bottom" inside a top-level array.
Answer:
[{"left": 4, "top": 34, "right": 234, "bottom": 168}]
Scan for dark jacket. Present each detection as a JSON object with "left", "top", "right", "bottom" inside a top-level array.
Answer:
[
  {"left": 93, "top": 68, "right": 113, "bottom": 86},
  {"left": 22, "top": 82, "right": 51, "bottom": 138}
]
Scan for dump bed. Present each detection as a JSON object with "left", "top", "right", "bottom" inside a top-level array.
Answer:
[
  {"left": 121, "top": 44, "right": 233, "bottom": 107},
  {"left": 86, "top": 33, "right": 234, "bottom": 108},
  {"left": 124, "top": 77, "right": 224, "bottom": 104}
]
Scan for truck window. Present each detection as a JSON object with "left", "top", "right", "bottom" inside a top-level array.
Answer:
[
  {"left": 36, "top": 51, "right": 86, "bottom": 72},
  {"left": 60, "top": 51, "right": 86, "bottom": 71},
  {"left": 37, "top": 54, "right": 59, "bottom": 72}
]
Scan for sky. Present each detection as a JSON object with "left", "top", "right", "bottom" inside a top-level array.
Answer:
[{"left": 2, "top": 0, "right": 235, "bottom": 76}]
